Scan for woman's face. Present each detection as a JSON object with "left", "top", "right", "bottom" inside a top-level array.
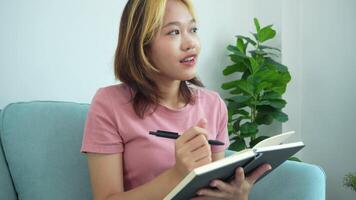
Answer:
[{"left": 148, "top": 0, "right": 200, "bottom": 82}]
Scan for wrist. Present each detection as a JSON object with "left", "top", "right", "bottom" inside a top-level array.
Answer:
[
  {"left": 171, "top": 164, "right": 186, "bottom": 180},
  {"left": 238, "top": 195, "right": 248, "bottom": 200}
]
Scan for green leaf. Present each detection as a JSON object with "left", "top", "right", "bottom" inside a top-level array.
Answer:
[
  {"left": 255, "top": 81, "right": 273, "bottom": 94},
  {"left": 259, "top": 45, "right": 281, "bottom": 52},
  {"left": 228, "top": 109, "right": 233, "bottom": 122},
  {"left": 249, "top": 49, "right": 268, "bottom": 57},
  {"left": 221, "top": 80, "right": 239, "bottom": 90},
  {"left": 255, "top": 99, "right": 286, "bottom": 109},
  {"left": 250, "top": 136, "right": 270, "bottom": 147},
  {"left": 269, "top": 72, "right": 291, "bottom": 94},
  {"left": 271, "top": 110, "right": 288, "bottom": 122},
  {"left": 254, "top": 69, "right": 279, "bottom": 83},
  {"left": 256, "top": 105, "right": 276, "bottom": 114},
  {"left": 223, "top": 63, "right": 247, "bottom": 75},
  {"left": 237, "top": 38, "right": 246, "bottom": 54},
  {"left": 270, "top": 99, "right": 287, "bottom": 109},
  {"left": 288, "top": 157, "right": 302, "bottom": 162},
  {"left": 257, "top": 25, "right": 276, "bottom": 43},
  {"left": 236, "top": 35, "right": 257, "bottom": 46},
  {"left": 227, "top": 101, "right": 246, "bottom": 110},
  {"left": 266, "top": 58, "right": 288, "bottom": 72},
  {"left": 227, "top": 45, "right": 248, "bottom": 58},
  {"left": 230, "top": 88, "right": 243, "bottom": 95},
  {"left": 241, "top": 70, "right": 251, "bottom": 80},
  {"left": 233, "top": 120, "right": 240, "bottom": 131},
  {"left": 229, "top": 137, "right": 247, "bottom": 151},
  {"left": 248, "top": 57, "right": 260, "bottom": 74},
  {"left": 275, "top": 62, "right": 288, "bottom": 72},
  {"left": 236, "top": 109, "right": 250, "bottom": 117},
  {"left": 231, "top": 116, "right": 250, "bottom": 123},
  {"left": 261, "top": 91, "right": 281, "bottom": 100},
  {"left": 265, "top": 52, "right": 280, "bottom": 58},
  {"left": 240, "top": 122, "right": 258, "bottom": 138},
  {"left": 255, "top": 113, "right": 274, "bottom": 125},
  {"left": 228, "top": 95, "right": 251, "bottom": 104},
  {"left": 281, "top": 71, "right": 292, "bottom": 83},
  {"left": 227, "top": 121, "right": 234, "bottom": 134},
  {"left": 271, "top": 86, "right": 286, "bottom": 94},
  {"left": 235, "top": 80, "right": 255, "bottom": 96},
  {"left": 229, "top": 55, "right": 250, "bottom": 70},
  {"left": 254, "top": 18, "right": 261, "bottom": 32}
]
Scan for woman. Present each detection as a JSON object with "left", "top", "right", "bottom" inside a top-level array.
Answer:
[{"left": 81, "top": 0, "right": 271, "bottom": 199}]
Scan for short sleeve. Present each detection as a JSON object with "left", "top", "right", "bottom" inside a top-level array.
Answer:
[
  {"left": 81, "top": 88, "right": 124, "bottom": 154},
  {"left": 211, "top": 95, "right": 230, "bottom": 153}
]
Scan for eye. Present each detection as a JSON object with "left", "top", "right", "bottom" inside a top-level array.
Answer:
[
  {"left": 191, "top": 27, "right": 198, "bottom": 33},
  {"left": 168, "top": 29, "right": 180, "bottom": 35}
]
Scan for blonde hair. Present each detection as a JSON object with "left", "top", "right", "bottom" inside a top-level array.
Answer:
[{"left": 114, "top": 0, "right": 203, "bottom": 118}]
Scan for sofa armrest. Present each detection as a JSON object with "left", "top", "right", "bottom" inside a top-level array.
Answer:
[
  {"left": 224, "top": 150, "right": 326, "bottom": 200},
  {"left": 0, "top": 109, "right": 18, "bottom": 200}
]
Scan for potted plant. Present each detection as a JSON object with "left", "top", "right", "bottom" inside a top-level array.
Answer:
[
  {"left": 343, "top": 172, "right": 356, "bottom": 192},
  {"left": 221, "top": 18, "right": 292, "bottom": 152}
]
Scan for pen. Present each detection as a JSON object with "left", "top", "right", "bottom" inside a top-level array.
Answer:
[{"left": 149, "top": 130, "right": 225, "bottom": 146}]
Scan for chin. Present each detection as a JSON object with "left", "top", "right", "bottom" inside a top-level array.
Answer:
[{"left": 180, "top": 74, "right": 196, "bottom": 81}]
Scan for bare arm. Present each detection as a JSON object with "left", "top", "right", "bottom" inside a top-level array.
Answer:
[
  {"left": 88, "top": 153, "right": 183, "bottom": 200},
  {"left": 212, "top": 151, "right": 225, "bottom": 161},
  {"left": 87, "top": 118, "right": 213, "bottom": 200}
]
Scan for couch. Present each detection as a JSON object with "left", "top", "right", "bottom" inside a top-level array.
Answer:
[{"left": 0, "top": 101, "right": 326, "bottom": 200}]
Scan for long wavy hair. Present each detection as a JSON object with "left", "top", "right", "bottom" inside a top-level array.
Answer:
[{"left": 114, "top": 0, "right": 204, "bottom": 119}]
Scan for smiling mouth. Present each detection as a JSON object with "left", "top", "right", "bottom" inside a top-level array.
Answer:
[{"left": 180, "top": 56, "right": 195, "bottom": 63}]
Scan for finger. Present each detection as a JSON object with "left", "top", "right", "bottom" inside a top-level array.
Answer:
[
  {"left": 196, "top": 187, "right": 227, "bottom": 199},
  {"left": 196, "top": 118, "right": 208, "bottom": 128},
  {"left": 191, "top": 143, "right": 211, "bottom": 161},
  {"left": 178, "top": 126, "right": 209, "bottom": 145},
  {"left": 179, "top": 135, "right": 209, "bottom": 156},
  {"left": 210, "top": 179, "right": 235, "bottom": 194},
  {"left": 246, "top": 164, "right": 272, "bottom": 184},
  {"left": 187, "top": 134, "right": 209, "bottom": 151},
  {"left": 190, "top": 196, "right": 217, "bottom": 200},
  {"left": 233, "top": 167, "right": 245, "bottom": 186},
  {"left": 190, "top": 196, "right": 216, "bottom": 200},
  {"left": 194, "top": 155, "right": 212, "bottom": 167}
]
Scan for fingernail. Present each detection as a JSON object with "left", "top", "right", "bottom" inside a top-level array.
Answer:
[{"left": 197, "top": 190, "right": 203, "bottom": 195}]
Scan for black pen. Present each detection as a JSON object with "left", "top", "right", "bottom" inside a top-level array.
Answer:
[{"left": 149, "top": 130, "right": 225, "bottom": 146}]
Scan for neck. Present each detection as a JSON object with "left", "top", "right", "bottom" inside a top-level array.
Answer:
[{"left": 157, "top": 80, "right": 186, "bottom": 109}]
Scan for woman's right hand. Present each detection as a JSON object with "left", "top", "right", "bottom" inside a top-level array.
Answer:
[{"left": 173, "top": 118, "right": 212, "bottom": 177}]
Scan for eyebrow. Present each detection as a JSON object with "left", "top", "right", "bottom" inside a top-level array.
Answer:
[{"left": 162, "top": 19, "right": 196, "bottom": 29}]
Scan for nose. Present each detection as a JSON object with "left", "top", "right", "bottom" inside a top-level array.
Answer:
[{"left": 181, "top": 33, "right": 198, "bottom": 52}]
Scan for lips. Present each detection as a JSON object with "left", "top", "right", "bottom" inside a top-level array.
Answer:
[{"left": 180, "top": 54, "right": 197, "bottom": 64}]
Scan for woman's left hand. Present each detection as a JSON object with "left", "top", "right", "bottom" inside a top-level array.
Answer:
[{"left": 190, "top": 164, "right": 272, "bottom": 200}]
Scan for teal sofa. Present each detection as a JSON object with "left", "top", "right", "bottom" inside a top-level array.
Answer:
[{"left": 0, "top": 101, "right": 326, "bottom": 200}]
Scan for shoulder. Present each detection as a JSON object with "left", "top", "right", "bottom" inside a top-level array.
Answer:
[
  {"left": 88, "top": 83, "right": 134, "bottom": 121},
  {"left": 193, "top": 86, "right": 224, "bottom": 104},
  {"left": 192, "top": 86, "right": 227, "bottom": 114},
  {"left": 93, "top": 83, "right": 133, "bottom": 103}
]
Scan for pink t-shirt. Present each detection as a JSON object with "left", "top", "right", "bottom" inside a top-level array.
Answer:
[{"left": 81, "top": 83, "right": 230, "bottom": 190}]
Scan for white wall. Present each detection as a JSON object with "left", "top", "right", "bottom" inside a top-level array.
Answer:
[
  {"left": 0, "top": 0, "right": 124, "bottom": 107},
  {"left": 0, "top": 0, "right": 282, "bottom": 109},
  {"left": 282, "top": 0, "right": 356, "bottom": 199}
]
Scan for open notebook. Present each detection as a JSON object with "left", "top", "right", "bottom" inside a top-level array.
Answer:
[{"left": 164, "top": 131, "right": 304, "bottom": 200}]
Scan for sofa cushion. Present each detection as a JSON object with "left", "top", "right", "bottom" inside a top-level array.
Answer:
[
  {"left": 1, "top": 101, "right": 92, "bottom": 200},
  {"left": 225, "top": 147, "right": 326, "bottom": 200},
  {"left": 250, "top": 161, "right": 326, "bottom": 200},
  {"left": 0, "top": 109, "right": 18, "bottom": 200}
]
